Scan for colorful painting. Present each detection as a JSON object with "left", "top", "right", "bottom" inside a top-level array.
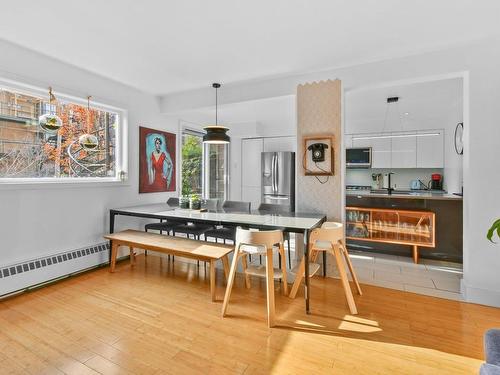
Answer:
[{"left": 139, "top": 126, "right": 176, "bottom": 193}]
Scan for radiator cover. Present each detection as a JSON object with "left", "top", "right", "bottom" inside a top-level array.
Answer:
[{"left": 0, "top": 243, "right": 110, "bottom": 297}]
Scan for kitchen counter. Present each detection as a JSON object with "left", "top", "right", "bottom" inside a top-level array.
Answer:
[
  {"left": 346, "top": 189, "right": 462, "bottom": 201},
  {"left": 346, "top": 191, "right": 463, "bottom": 263}
]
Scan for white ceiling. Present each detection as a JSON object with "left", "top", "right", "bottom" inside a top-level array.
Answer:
[
  {"left": 1, "top": 1, "right": 499, "bottom": 95},
  {"left": 346, "top": 78, "right": 463, "bottom": 134}
]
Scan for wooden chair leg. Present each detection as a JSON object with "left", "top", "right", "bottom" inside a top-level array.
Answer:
[
  {"left": 222, "top": 255, "right": 230, "bottom": 281},
  {"left": 210, "top": 260, "right": 216, "bottom": 302},
  {"left": 289, "top": 256, "right": 304, "bottom": 299},
  {"left": 265, "top": 247, "right": 276, "bottom": 328},
  {"left": 129, "top": 246, "right": 136, "bottom": 266},
  {"left": 222, "top": 246, "right": 240, "bottom": 317},
  {"left": 241, "top": 253, "right": 251, "bottom": 289},
  {"left": 340, "top": 241, "right": 362, "bottom": 295},
  {"left": 110, "top": 243, "right": 118, "bottom": 272},
  {"left": 289, "top": 248, "right": 318, "bottom": 299},
  {"left": 332, "top": 245, "right": 358, "bottom": 315},
  {"left": 278, "top": 243, "right": 288, "bottom": 296}
]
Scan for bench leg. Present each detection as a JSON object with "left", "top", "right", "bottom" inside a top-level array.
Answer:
[
  {"left": 110, "top": 243, "right": 118, "bottom": 272},
  {"left": 210, "top": 260, "right": 216, "bottom": 302},
  {"left": 129, "top": 246, "right": 136, "bottom": 266},
  {"left": 222, "top": 255, "right": 230, "bottom": 281}
]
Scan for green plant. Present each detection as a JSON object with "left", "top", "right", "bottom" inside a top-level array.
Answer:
[
  {"left": 181, "top": 135, "right": 202, "bottom": 196},
  {"left": 487, "top": 219, "right": 500, "bottom": 243}
]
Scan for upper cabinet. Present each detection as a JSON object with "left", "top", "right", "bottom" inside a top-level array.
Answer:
[
  {"left": 371, "top": 137, "right": 392, "bottom": 169},
  {"left": 346, "top": 129, "right": 443, "bottom": 169},
  {"left": 263, "top": 136, "right": 296, "bottom": 152},
  {"left": 391, "top": 133, "right": 417, "bottom": 168},
  {"left": 416, "top": 130, "right": 444, "bottom": 168},
  {"left": 241, "top": 138, "right": 263, "bottom": 187}
]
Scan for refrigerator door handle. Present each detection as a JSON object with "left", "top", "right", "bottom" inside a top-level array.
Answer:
[
  {"left": 274, "top": 153, "right": 279, "bottom": 194},
  {"left": 271, "top": 153, "right": 277, "bottom": 194}
]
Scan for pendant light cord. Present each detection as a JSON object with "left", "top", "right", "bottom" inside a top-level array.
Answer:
[
  {"left": 215, "top": 85, "right": 218, "bottom": 126},
  {"left": 87, "top": 96, "right": 92, "bottom": 133}
]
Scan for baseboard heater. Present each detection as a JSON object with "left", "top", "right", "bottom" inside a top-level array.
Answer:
[{"left": 0, "top": 242, "right": 110, "bottom": 298}]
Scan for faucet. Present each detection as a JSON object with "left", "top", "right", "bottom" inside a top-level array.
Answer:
[{"left": 387, "top": 172, "right": 395, "bottom": 195}]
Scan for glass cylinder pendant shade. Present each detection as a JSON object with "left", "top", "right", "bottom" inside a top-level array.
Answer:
[{"left": 203, "top": 125, "right": 230, "bottom": 144}]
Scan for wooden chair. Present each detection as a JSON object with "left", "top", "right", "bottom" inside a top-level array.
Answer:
[
  {"left": 222, "top": 228, "right": 288, "bottom": 328},
  {"left": 289, "top": 222, "right": 362, "bottom": 315},
  {"left": 258, "top": 203, "right": 293, "bottom": 268}
]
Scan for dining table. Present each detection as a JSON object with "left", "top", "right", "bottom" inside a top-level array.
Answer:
[{"left": 108, "top": 203, "right": 326, "bottom": 314}]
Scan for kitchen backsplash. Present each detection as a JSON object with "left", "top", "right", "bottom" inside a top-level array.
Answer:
[{"left": 346, "top": 168, "right": 445, "bottom": 190}]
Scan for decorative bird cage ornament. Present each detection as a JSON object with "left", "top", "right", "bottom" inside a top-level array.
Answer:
[
  {"left": 78, "top": 96, "right": 99, "bottom": 151},
  {"left": 39, "top": 87, "right": 62, "bottom": 133}
]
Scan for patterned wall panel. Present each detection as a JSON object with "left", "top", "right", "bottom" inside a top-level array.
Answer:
[{"left": 296, "top": 80, "right": 342, "bottom": 221}]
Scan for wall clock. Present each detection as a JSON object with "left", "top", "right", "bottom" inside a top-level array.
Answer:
[{"left": 454, "top": 122, "right": 464, "bottom": 155}]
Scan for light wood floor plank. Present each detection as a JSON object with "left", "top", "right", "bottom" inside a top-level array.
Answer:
[{"left": 0, "top": 254, "right": 497, "bottom": 374}]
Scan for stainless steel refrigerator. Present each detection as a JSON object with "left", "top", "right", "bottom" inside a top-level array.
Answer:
[{"left": 261, "top": 152, "right": 295, "bottom": 210}]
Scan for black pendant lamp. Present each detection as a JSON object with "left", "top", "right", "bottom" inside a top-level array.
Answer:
[{"left": 203, "top": 83, "right": 230, "bottom": 144}]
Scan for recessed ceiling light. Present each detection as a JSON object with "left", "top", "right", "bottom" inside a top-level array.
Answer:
[{"left": 404, "top": 112, "right": 409, "bottom": 116}]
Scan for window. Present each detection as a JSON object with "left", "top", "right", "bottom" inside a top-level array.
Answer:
[
  {"left": 181, "top": 127, "right": 228, "bottom": 200},
  {"left": 0, "top": 83, "right": 122, "bottom": 181},
  {"left": 181, "top": 130, "right": 203, "bottom": 195}
]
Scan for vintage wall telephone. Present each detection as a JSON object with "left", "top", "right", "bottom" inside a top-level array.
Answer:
[{"left": 307, "top": 142, "right": 329, "bottom": 162}]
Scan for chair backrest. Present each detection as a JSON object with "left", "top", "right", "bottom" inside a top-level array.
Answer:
[
  {"left": 167, "top": 197, "right": 179, "bottom": 206},
  {"left": 222, "top": 200, "right": 251, "bottom": 213},
  {"left": 201, "top": 198, "right": 218, "bottom": 211},
  {"left": 309, "top": 222, "right": 344, "bottom": 247},
  {"left": 257, "top": 203, "right": 291, "bottom": 214},
  {"left": 235, "top": 227, "right": 283, "bottom": 253}
]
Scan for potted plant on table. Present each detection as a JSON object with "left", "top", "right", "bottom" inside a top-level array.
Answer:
[
  {"left": 189, "top": 194, "right": 201, "bottom": 210},
  {"left": 179, "top": 195, "right": 190, "bottom": 209}
]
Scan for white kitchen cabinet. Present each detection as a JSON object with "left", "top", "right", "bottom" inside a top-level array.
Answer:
[
  {"left": 263, "top": 136, "right": 296, "bottom": 152},
  {"left": 391, "top": 133, "right": 417, "bottom": 168},
  {"left": 344, "top": 134, "right": 353, "bottom": 148},
  {"left": 416, "top": 130, "right": 444, "bottom": 168},
  {"left": 241, "top": 138, "right": 263, "bottom": 187},
  {"left": 352, "top": 137, "right": 371, "bottom": 148},
  {"left": 371, "top": 137, "right": 392, "bottom": 168},
  {"left": 241, "top": 186, "right": 261, "bottom": 209}
]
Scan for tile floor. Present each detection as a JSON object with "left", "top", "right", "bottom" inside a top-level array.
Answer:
[{"left": 343, "top": 249, "right": 463, "bottom": 300}]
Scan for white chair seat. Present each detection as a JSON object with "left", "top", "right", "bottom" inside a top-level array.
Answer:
[
  {"left": 239, "top": 244, "right": 267, "bottom": 254},
  {"left": 245, "top": 265, "right": 283, "bottom": 279},
  {"left": 290, "top": 262, "right": 321, "bottom": 278},
  {"left": 312, "top": 240, "right": 332, "bottom": 250}
]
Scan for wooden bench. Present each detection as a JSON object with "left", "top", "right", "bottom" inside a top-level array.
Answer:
[{"left": 104, "top": 230, "right": 234, "bottom": 301}]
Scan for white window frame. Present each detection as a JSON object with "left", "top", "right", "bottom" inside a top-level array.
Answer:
[{"left": 0, "top": 77, "right": 128, "bottom": 188}]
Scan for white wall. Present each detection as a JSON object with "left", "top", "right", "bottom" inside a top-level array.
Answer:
[
  {"left": 161, "top": 37, "right": 500, "bottom": 307},
  {"left": 0, "top": 40, "right": 176, "bottom": 271}
]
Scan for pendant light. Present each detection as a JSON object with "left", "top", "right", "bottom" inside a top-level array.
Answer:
[
  {"left": 39, "top": 87, "right": 63, "bottom": 133},
  {"left": 78, "top": 95, "right": 99, "bottom": 151},
  {"left": 203, "top": 83, "right": 230, "bottom": 144}
]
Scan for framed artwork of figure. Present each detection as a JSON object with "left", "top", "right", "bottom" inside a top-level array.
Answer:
[{"left": 139, "top": 126, "right": 176, "bottom": 193}]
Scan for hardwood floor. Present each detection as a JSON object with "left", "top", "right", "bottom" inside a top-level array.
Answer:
[{"left": 0, "top": 254, "right": 498, "bottom": 374}]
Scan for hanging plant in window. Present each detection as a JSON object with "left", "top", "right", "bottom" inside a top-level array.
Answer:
[
  {"left": 39, "top": 87, "right": 63, "bottom": 133},
  {"left": 78, "top": 95, "right": 99, "bottom": 151}
]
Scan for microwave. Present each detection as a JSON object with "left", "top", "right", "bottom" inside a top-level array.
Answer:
[{"left": 346, "top": 147, "right": 372, "bottom": 168}]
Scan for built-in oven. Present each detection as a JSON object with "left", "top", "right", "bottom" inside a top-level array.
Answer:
[{"left": 346, "top": 147, "right": 372, "bottom": 168}]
